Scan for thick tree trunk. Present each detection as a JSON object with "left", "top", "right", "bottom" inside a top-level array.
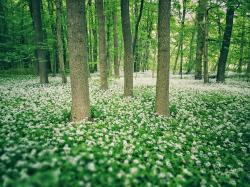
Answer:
[
  {"left": 216, "top": 0, "right": 235, "bottom": 82},
  {"left": 194, "top": 0, "right": 206, "bottom": 80},
  {"left": 66, "top": 0, "right": 90, "bottom": 121},
  {"left": 121, "top": 0, "right": 133, "bottom": 97},
  {"left": 203, "top": 7, "right": 209, "bottom": 83},
  {"left": 156, "top": 0, "right": 170, "bottom": 116},
  {"left": 95, "top": 0, "right": 108, "bottom": 89},
  {"left": 113, "top": 5, "right": 120, "bottom": 78},
  {"left": 30, "top": 0, "right": 49, "bottom": 83},
  {"left": 56, "top": 0, "right": 67, "bottom": 83}
]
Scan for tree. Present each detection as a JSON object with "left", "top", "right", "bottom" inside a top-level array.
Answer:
[
  {"left": 121, "top": 0, "right": 133, "bottom": 97},
  {"left": 216, "top": 0, "right": 235, "bottom": 82},
  {"left": 95, "top": 0, "right": 108, "bottom": 90},
  {"left": 155, "top": 0, "right": 170, "bottom": 116},
  {"left": 179, "top": 0, "right": 187, "bottom": 79},
  {"left": 203, "top": 3, "right": 209, "bottom": 83},
  {"left": 133, "top": 0, "right": 144, "bottom": 72},
  {"left": 56, "top": 0, "right": 67, "bottom": 83},
  {"left": 194, "top": 0, "right": 206, "bottom": 80},
  {"left": 113, "top": 3, "right": 120, "bottom": 78},
  {"left": 237, "top": 12, "right": 246, "bottom": 73},
  {"left": 30, "top": 0, "right": 49, "bottom": 83},
  {"left": 66, "top": 0, "right": 90, "bottom": 121}
]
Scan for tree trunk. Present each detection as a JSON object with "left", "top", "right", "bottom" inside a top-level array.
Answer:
[
  {"left": 179, "top": 0, "right": 187, "bottom": 79},
  {"left": 173, "top": 41, "right": 180, "bottom": 74},
  {"left": 133, "top": 0, "right": 144, "bottom": 72},
  {"left": 66, "top": 0, "right": 90, "bottom": 121},
  {"left": 113, "top": 5, "right": 120, "bottom": 78},
  {"left": 47, "top": 0, "right": 57, "bottom": 77},
  {"left": 216, "top": 0, "right": 235, "bottom": 82},
  {"left": 156, "top": 0, "right": 170, "bottom": 116},
  {"left": 186, "top": 28, "right": 196, "bottom": 74},
  {"left": 56, "top": 0, "right": 67, "bottom": 83},
  {"left": 238, "top": 13, "right": 245, "bottom": 73},
  {"left": 95, "top": 0, "right": 108, "bottom": 89},
  {"left": 30, "top": 0, "right": 49, "bottom": 83},
  {"left": 203, "top": 7, "right": 209, "bottom": 83},
  {"left": 144, "top": 1, "right": 153, "bottom": 69},
  {"left": 194, "top": 0, "right": 206, "bottom": 80},
  {"left": 121, "top": 0, "right": 133, "bottom": 97}
]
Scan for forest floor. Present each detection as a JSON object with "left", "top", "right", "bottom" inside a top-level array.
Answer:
[{"left": 0, "top": 74, "right": 250, "bottom": 187}]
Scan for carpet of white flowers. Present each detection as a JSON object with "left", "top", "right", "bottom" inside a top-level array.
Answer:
[{"left": 0, "top": 75, "right": 250, "bottom": 187}]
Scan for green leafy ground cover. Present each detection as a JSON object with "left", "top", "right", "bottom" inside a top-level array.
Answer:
[{"left": 0, "top": 76, "right": 249, "bottom": 187}]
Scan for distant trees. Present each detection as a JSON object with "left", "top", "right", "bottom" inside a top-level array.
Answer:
[
  {"left": 30, "top": 0, "right": 49, "bottom": 83},
  {"left": 121, "top": 0, "right": 133, "bottom": 97},
  {"left": 66, "top": 0, "right": 90, "bottom": 121},
  {"left": 155, "top": 0, "right": 170, "bottom": 116}
]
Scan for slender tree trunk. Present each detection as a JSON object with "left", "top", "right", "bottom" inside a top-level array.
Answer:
[
  {"left": 133, "top": 0, "right": 144, "bottom": 72},
  {"left": 30, "top": 0, "right": 49, "bottom": 83},
  {"left": 173, "top": 41, "right": 180, "bottom": 74},
  {"left": 144, "top": 1, "right": 153, "bottom": 68},
  {"left": 89, "top": 0, "right": 98, "bottom": 71},
  {"left": 186, "top": 28, "right": 196, "bottom": 74},
  {"left": 238, "top": 14, "right": 245, "bottom": 73},
  {"left": 203, "top": 7, "right": 209, "bottom": 83},
  {"left": 47, "top": 0, "right": 57, "bottom": 77},
  {"left": 95, "top": 0, "right": 108, "bottom": 89},
  {"left": 179, "top": 0, "right": 187, "bottom": 79},
  {"left": 66, "top": 0, "right": 90, "bottom": 121},
  {"left": 113, "top": 5, "right": 120, "bottom": 78},
  {"left": 156, "top": 0, "right": 170, "bottom": 116},
  {"left": 194, "top": 0, "right": 206, "bottom": 80},
  {"left": 56, "top": 0, "right": 67, "bottom": 83},
  {"left": 121, "top": 0, "right": 133, "bottom": 97},
  {"left": 247, "top": 30, "right": 250, "bottom": 75},
  {"left": 216, "top": 0, "right": 235, "bottom": 82}
]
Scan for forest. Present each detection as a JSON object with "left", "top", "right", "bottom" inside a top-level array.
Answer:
[{"left": 0, "top": 0, "right": 250, "bottom": 186}]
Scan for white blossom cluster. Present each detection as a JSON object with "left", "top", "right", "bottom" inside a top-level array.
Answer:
[{"left": 0, "top": 75, "right": 249, "bottom": 186}]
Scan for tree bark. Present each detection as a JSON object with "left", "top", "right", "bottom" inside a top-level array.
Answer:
[
  {"left": 194, "top": 0, "right": 206, "bottom": 80},
  {"left": 113, "top": 4, "right": 120, "bottom": 78},
  {"left": 173, "top": 41, "right": 180, "bottom": 74},
  {"left": 203, "top": 7, "right": 209, "bottom": 83},
  {"left": 133, "top": 0, "right": 144, "bottom": 72},
  {"left": 156, "top": 0, "right": 170, "bottom": 116},
  {"left": 47, "top": 0, "right": 57, "bottom": 77},
  {"left": 179, "top": 0, "right": 187, "bottom": 79},
  {"left": 30, "top": 0, "right": 49, "bottom": 83},
  {"left": 121, "top": 0, "right": 133, "bottom": 97},
  {"left": 216, "top": 0, "right": 235, "bottom": 82},
  {"left": 186, "top": 28, "right": 196, "bottom": 74},
  {"left": 66, "top": 0, "right": 90, "bottom": 121},
  {"left": 56, "top": 0, "right": 67, "bottom": 83},
  {"left": 238, "top": 13, "right": 245, "bottom": 73},
  {"left": 95, "top": 0, "right": 108, "bottom": 89}
]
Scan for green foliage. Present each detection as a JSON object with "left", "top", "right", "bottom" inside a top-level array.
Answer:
[{"left": 0, "top": 76, "right": 249, "bottom": 186}]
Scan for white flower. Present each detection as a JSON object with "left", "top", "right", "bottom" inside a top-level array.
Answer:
[
  {"left": 130, "top": 167, "right": 138, "bottom": 175},
  {"left": 87, "top": 162, "right": 96, "bottom": 172}
]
